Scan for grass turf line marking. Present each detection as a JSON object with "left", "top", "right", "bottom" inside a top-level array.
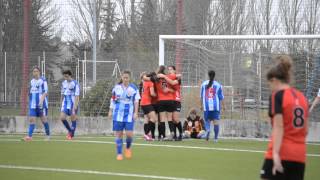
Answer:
[
  {"left": 0, "top": 134, "right": 319, "bottom": 145},
  {"left": 0, "top": 164, "right": 199, "bottom": 180},
  {"left": 0, "top": 138, "right": 319, "bottom": 157}
]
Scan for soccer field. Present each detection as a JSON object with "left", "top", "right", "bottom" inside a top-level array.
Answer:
[{"left": 0, "top": 135, "right": 319, "bottom": 180}]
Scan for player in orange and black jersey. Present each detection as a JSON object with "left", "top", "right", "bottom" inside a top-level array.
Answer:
[
  {"left": 260, "top": 55, "right": 308, "bottom": 180},
  {"left": 139, "top": 72, "right": 157, "bottom": 140},
  {"left": 158, "top": 65, "right": 183, "bottom": 141},
  {"left": 154, "top": 65, "right": 176, "bottom": 140}
]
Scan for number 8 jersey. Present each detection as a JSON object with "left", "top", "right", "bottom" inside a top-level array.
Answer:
[{"left": 266, "top": 88, "right": 309, "bottom": 163}]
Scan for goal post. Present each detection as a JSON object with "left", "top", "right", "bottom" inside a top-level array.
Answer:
[{"left": 159, "top": 34, "right": 320, "bottom": 122}]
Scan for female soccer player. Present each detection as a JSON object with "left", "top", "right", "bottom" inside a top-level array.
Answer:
[
  {"left": 200, "top": 70, "right": 225, "bottom": 143},
  {"left": 59, "top": 70, "right": 80, "bottom": 140},
  {"left": 109, "top": 70, "right": 140, "bottom": 160},
  {"left": 158, "top": 65, "right": 183, "bottom": 140},
  {"left": 155, "top": 65, "right": 176, "bottom": 140},
  {"left": 260, "top": 55, "right": 308, "bottom": 180},
  {"left": 140, "top": 72, "right": 157, "bottom": 140},
  {"left": 23, "top": 66, "right": 50, "bottom": 141}
]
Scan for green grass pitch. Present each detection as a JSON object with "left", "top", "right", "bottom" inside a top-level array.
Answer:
[{"left": 0, "top": 135, "right": 319, "bottom": 180}]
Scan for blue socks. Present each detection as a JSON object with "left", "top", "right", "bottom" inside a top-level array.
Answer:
[
  {"left": 126, "top": 137, "right": 133, "bottom": 149},
  {"left": 42, "top": 122, "right": 50, "bottom": 136},
  {"left": 71, "top": 120, "right": 77, "bottom": 137},
  {"left": 116, "top": 138, "right": 123, "bottom": 155},
  {"left": 62, "top": 120, "right": 72, "bottom": 133},
  {"left": 28, "top": 124, "right": 35, "bottom": 137},
  {"left": 214, "top": 125, "right": 219, "bottom": 140},
  {"left": 204, "top": 120, "right": 211, "bottom": 140}
]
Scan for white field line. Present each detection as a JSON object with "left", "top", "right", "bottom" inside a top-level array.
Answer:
[
  {"left": 0, "top": 164, "right": 199, "bottom": 180},
  {"left": 0, "top": 138, "right": 319, "bottom": 157},
  {"left": 0, "top": 134, "right": 319, "bottom": 145}
]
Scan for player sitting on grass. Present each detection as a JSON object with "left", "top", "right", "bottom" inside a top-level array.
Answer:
[
  {"left": 183, "top": 108, "right": 206, "bottom": 139},
  {"left": 23, "top": 66, "right": 50, "bottom": 141}
]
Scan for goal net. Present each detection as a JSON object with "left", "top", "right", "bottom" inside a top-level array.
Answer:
[{"left": 160, "top": 35, "right": 320, "bottom": 138}]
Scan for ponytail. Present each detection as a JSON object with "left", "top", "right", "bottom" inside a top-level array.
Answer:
[
  {"left": 206, "top": 70, "right": 215, "bottom": 89},
  {"left": 266, "top": 55, "right": 292, "bottom": 83}
]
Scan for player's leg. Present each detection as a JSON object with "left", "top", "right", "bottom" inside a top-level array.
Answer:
[
  {"left": 212, "top": 111, "right": 221, "bottom": 143},
  {"left": 70, "top": 108, "right": 78, "bottom": 138},
  {"left": 203, "top": 111, "right": 212, "bottom": 141},
  {"left": 23, "top": 108, "right": 39, "bottom": 141},
  {"left": 147, "top": 110, "right": 157, "bottom": 139},
  {"left": 40, "top": 108, "right": 50, "bottom": 140},
  {"left": 124, "top": 121, "right": 134, "bottom": 159},
  {"left": 158, "top": 104, "right": 167, "bottom": 139},
  {"left": 173, "top": 102, "right": 182, "bottom": 140},
  {"left": 23, "top": 111, "right": 37, "bottom": 141},
  {"left": 113, "top": 121, "right": 124, "bottom": 160},
  {"left": 166, "top": 101, "right": 176, "bottom": 140},
  {"left": 143, "top": 114, "right": 151, "bottom": 141},
  {"left": 60, "top": 111, "right": 72, "bottom": 139}
]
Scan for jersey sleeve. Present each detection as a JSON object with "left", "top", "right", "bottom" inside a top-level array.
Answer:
[
  {"left": 200, "top": 83, "right": 204, "bottom": 101},
  {"left": 43, "top": 80, "right": 48, "bottom": 94},
  {"left": 61, "top": 82, "right": 64, "bottom": 95},
  {"left": 270, "top": 90, "right": 284, "bottom": 116},
  {"left": 134, "top": 88, "right": 141, "bottom": 102},
  {"left": 75, "top": 81, "right": 80, "bottom": 96},
  {"left": 317, "top": 88, "right": 320, "bottom": 97},
  {"left": 167, "top": 74, "right": 177, "bottom": 80},
  {"left": 218, "top": 85, "right": 224, "bottom": 100},
  {"left": 109, "top": 98, "right": 114, "bottom": 109}
]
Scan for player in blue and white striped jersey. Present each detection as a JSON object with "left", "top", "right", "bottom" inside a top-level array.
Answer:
[
  {"left": 109, "top": 70, "right": 140, "bottom": 160},
  {"left": 59, "top": 70, "right": 80, "bottom": 140},
  {"left": 23, "top": 66, "right": 50, "bottom": 141},
  {"left": 200, "top": 70, "right": 225, "bottom": 142}
]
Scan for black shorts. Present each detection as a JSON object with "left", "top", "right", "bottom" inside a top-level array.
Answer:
[
  {"left": 157, "top": 100, "right": 175, "bottom": 113},
  {"left": 152, "top": 104, "right": 159, "bottom": 114},
  {"left": 260, "top": 159, "right": 305, "bottom": 180},
  {"left": 173, "top": 101, "right": 181, "bottom": 112},
  {"left": 141, "top": 105, "right": 155, "bottom": 115}
]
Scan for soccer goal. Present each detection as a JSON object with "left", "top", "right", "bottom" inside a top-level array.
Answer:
[
  {"left": 159, "top": 35, "right": 320, "bottom": 124},
  {"left": 76, "top": 59, "right": 121, "bottom": 98}
]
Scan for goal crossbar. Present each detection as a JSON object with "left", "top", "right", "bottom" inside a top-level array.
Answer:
[{"left": 159, "top": 34, "right": 320, "bottom": 65}]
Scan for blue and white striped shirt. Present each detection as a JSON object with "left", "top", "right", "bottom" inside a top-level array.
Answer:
[
  {"left": 61, "top": 80, "right": 80, "bottom": 110},
  {"left": 29, "top": 77, "right": 48, "bottom": 109},
  {"left": 111, "top": 83, "right": 140, "bottom": 123},
  {"left": 200, "top": 80, "right": 224, "bottom": 112}
]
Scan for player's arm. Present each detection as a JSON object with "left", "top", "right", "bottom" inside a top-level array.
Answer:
[
  {"left": 133, "top": 89, "right": 141, "bottom": 120},
  {"left": 149, "top": 86, "right": 157, "bottom": 97},
  {"left": 108, "top": 98, "right": 114, "bottom": 119},
  {"left": 73, "top": 83, "right": 80, "bottom": 110},
  {"left": 60, "top": 84, "right": 64, "bottom": 107},
  {"left": 309, "top": 96, "right": 320, "bottom": 112},
  {"left": 200, "top": 84, "right": 204, "bottom": 111},
  {"left": 39, "top": 80, "right": 48, "bottom": 107},
  {"left": 142, "top": 74, "right": 151, "bottom": 81},
  {"left": 271, "top": 92, "right": 284, "bottom": 175},
  {"left": 157, "top": 74, "right": 179, "bottom": 85},
  {"left": 218, "top": 86, "right": 226, "bottom": 112}
]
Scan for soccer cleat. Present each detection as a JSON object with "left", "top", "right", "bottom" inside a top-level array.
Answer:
[
  {"left": 175, "top": 135, "right": 182, "bottom": 141},
  {"left": 44, "top": 136, "right": 50, "bottom": 141},
  {"left": 116, "top": 154, "right": 123, "bottom": 161},
  {"left": 124, "top": 149, "right": 132, "bottom": 159},
  {"left": 144, "top": 134, "right": 152, "bottom": 141},
  {"left": 66, "top": 133, "right": 73, "bottom": 140},
  {"left": 205, "top": 131, "right": 210, "bottom": 141},
  {"left": 214, "top": 139, "right": 218, "bottom": 143},
  {"left": 22, "top": 136, "right": 32, "bottom": 142}
]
